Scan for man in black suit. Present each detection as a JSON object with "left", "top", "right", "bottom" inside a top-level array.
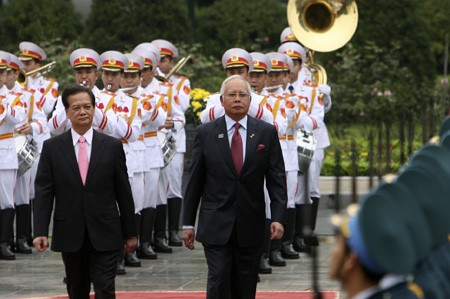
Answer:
[
  {"left": 33, "top": 85, "right": 137, "bottom": 299},
  {"left": 183, "top": 75, "right": 287, "bottom": 298}
]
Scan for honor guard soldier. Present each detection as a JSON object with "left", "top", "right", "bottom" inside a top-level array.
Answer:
[
  {"left": 18, "top": 42, "right": 58, "bottom": 117},
  {"left": 133, "top": 43, "right": 185, "bottom": 253},
  {"left": 49, "top": 48, "right": 116, "bottom": 136},
  {"left": 99, "top": 50, "right": 142, "bottom": 274},
  {"left": 279, "top": 40, "right": 331, "bottom": 253},
  {"left": 248, "top": 51, "right": 285, "bottom": 275},
  {"left": 151, "top": 39, "right": 191, "bottom": 112},
  {"left": 151, "top": 39, "right": 190, "bottom": 247},
  {"left": 6, "top": 54, "right": 48, "bottom": 255},
  {"left": 130, "top": 46, "right": 168, "bottom": 258},
  {"left": 200, "top": 48, "right": 273, "bottom": 124},
  {"left": 0, "top": 51, "right": 27, "bottom": 260},
  {"left": 120, "top": 53, "right": 155, "bottom": 266},
  {"left": 262, "top": 52, "right": 300, "bottom": 265}
]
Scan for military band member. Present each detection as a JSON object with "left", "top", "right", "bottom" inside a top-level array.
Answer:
[
  {"left": 249, "top": 52, "right": 282, "bottom": 275},
  {"left": 151, "top": 39, "right": 190, "bottom": 247},
  {"left": 152, "top": 39, "right": 191, "bottom": 112},
  {"left": 18, "top": 42, "right": 58, "bottom": 117},
  {"left": 6, "top": 54, "right": 48, "bottom": 255},
  {"left": 15, "top": 50, "right": 52, "bottom": 244},
  {"left": 130, "top": 46, "right": 168, "bottom": 259},
  {"left": 49, "top": 48, "right": 116, "bottom": 136},
  {"left": 262, "top": 52, "right": 300, "bottom": 265},
  {"left": 99, "top": 50, "right": 142, "bottom": 274},
  {"left": 134, "top": 43, "right": 186, "bottom": 252},
  {"left": 120, "top": 53, "right": 156, "bottom": 266},
  {"left": 0, "top": 51, "right": 27, "bottom": 260},
  {"left": 279, "top": 36, "right": 332, "bottom": 253}
]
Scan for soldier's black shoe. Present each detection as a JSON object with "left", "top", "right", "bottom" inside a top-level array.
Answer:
[
  {"left": 258, "top": 255, "right": 272, "bottom": 274},
  {"left": 269, "top": 250, "right": 286, "bottom": 267},
  {"left": 15, "top": 238, "right": 32, "bottom": 254},
  {"left": 280, "top": 242, "right": 299, "bottom": 259},
  {"left": 117, "top": 256, "right": 126, "bottom": 275},
  {"left": 153, "top": 237, "right": 173, "bottom": 253},
  {"left": 124, "top": 251, "right": 141, "bottom": 267},
  {"left": 168, "top": 231, "right": 182, "bottom": 247},
  {"left": 293, "top": 237, "right": 312, "bottom": 253},
  {"left": 138, "top": 242, "right": 157, "bottom": 259},
  {"left": 0, "top": 242, "right": 15, "bottom": 260}
]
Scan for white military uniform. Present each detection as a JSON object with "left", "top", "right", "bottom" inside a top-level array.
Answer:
[
  {"left": 9, "top": 82, "right": 47, "bottom": 205},
  {"left": 148, "top": 81, "right": 185, "bottom": 205},
  {"left": 294, "top": 83, "right": 329, "bottom": 204},
  {"left": 152, "top": 39, "right": 189, "bottom": 203},
  {"left": 138, "top": 88, "right": 167, "bottom": 209},
  {"left": 0, "top": 84, "right": 27, "bottom": 209},
  {"left": 130, "top": 44, "right": 167, "bottom": 255}
]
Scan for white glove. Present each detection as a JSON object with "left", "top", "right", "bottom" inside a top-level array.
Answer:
[
  {"left": 286, "top": 108, "right": 296, "bottom": 123},
  {"left": 322, "top": 94, "right": 332, "bottom": 113},
  {"left": 318, "top": 84, "right": 331, "bottom": 96}
]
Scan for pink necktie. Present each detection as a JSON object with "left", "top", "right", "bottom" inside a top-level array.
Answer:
[
  {"left": 231, "top": 123, "right": 243, "bottom": 175},
  {"left": 78, "top": 136, "right": 88, "bottom": 185}
]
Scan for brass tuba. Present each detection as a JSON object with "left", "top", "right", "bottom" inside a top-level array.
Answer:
[
  {"left": 287, "top": 0, "right": 358, "bottom": 84},
  {"left": 287, "top": 0, "right": 358, "bottom": 52},
  {"left": 18, "top": 61, "right": 57, "bottom": 87}
]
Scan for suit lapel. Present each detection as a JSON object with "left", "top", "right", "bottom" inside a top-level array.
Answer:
[
  {"left": 86, "top": 130, "right": 105, "bottom": 185},
  {"left": 214, "top": 117, "right": 237, "bottom": 176},
  {"left": 58, "top": 131, "right": 82, "bottom": 185}
]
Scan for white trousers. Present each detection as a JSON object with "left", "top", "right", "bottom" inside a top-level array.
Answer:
[
  {"left": 15, "top": 169, "right": 32, "bottom": 206},
  {"left": 143, "top": 168, "right": 160, "bottom": 209},
  {"left": 0, "top": 169, "right": 17, "bottom": 209},
  {"left": 165, "top": 153, "right": 184, "bottom": 199},
  {"left": 129, "top": 172, "right": 145, "bottom": 214}
]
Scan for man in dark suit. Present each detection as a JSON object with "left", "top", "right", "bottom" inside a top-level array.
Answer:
[
  {"left": 183, "top": 75, "right": 287, "bottom": 299},
  {"left": 33, "top": 85, "right": 137, "bottom": 299}
]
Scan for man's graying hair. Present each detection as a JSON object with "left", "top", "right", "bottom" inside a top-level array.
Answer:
[{"left": 220, "top": 75, "right": 252, "bottom": 96}]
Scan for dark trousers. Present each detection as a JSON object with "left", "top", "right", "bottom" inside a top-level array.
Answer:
[
  {"left": 61, "top": 232, "right": 121, "bottom": 299},
  {"left": 203, "top": 226, "right": 261, "bottom": 299}
]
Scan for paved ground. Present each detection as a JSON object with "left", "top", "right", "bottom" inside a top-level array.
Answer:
[{"left": 0, "top": 177, "right": 373, "bottom": 299}]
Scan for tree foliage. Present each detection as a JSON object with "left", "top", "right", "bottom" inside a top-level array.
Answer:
[
  {"left": 196, "top": 0, "right": 287, "bottom": 58},
  {"left": 83, "top": 0, "right": 190, "bottom": 53},
  {"left": 0, "top": 0, "right": 82, "bottom": 51},
  {"left": 322, "top": 0, "right": 441, "bottom": 126}
]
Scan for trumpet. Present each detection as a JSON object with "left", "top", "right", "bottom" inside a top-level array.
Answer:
[{"left": 18, "top": 61, "right": 57, "bottom": 87}]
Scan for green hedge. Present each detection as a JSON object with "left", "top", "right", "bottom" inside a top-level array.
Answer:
[{"left": 321, "top": 125, "right": 424, "bottom": 176}]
